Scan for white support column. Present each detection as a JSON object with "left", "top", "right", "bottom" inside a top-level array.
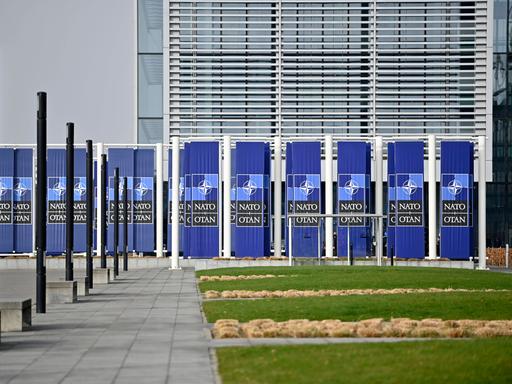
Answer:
[
  {"left": 223, "top": 136, "right": 232, "bottom": 258},
  {"left": 156, "top": 143, "right": 164, "bottom": 257},
  {"left": 274, "top": 136, "right": 282, "bottom": 257},
  {"left": 171, "top": 137, "right": 180, "bottom": 269},
  {"left": 324, "top": 135, "right": 333, "bottom": 258},
  {"left": 96, "top": 142, "right": 104, "bottom": 256},
  {"left": 478, "top": 136, "right": 487, "bottom": 270},
  {"left": 427, "top": 135, "right": 437, "bottom": 259},
  {"left": 375, "top": 137, "right": 383, "bottom": 266}
]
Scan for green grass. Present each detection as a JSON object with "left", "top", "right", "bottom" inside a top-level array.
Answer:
[
  {"left": 197, "top": 266, "right": 512, "bottom": 292},
  {"left": 203, "top": 291, "right": 512, "bottom": 322},
  {"left": 217, "top": 339, "right": 512, "bottom": 384}
]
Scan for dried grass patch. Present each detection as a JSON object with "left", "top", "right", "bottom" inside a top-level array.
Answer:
[
  {"left": 212, "top": 318, "right": 512, "bottom": 339},
  {"left": 199, "top": 274, "right": 289, "bottom": 282},
  {"left": 203, "top": 287, "right": 510, "bottom": 299}
]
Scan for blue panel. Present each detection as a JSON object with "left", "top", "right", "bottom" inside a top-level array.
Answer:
[
  {"left": 286, "top": 142, "right": 321, "bottom": 257},
  {"left": 183, "top": 142, "right": 219, "bottom": 258},
  {"left": 107, "top": 148, "right": 135, "bottom": 253},
  {"left": 440, "top": 141, "right": 474, "bottom": 260},
  {"left": 133, "top": 149, "right": 154, "bottom": 252},
  {"left": 393, "top": 142, "right": 425, "bottom": 259},
  {"left": 0, "top": 149, "right": 14, "bottom": 253},
  {"left": 46, "top": 149, "right": 87, "bottom": 254},
  {"left": 234, "top": 142, "right": 270, "bottom": 257},
  {"left": 13, "top": 149, "right": 33, "bottom": 253},
  {"left": 337, "top": 142, "right": 371, "bottom": 257},
  {"left": 387, "top": 143, "right": 395, "bottom": 257}
]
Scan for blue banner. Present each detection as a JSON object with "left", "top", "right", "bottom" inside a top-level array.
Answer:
[
  {"left": 387, "top": 143, "right": 395, "bottom": 257},
  {"left": 167, "top": 148, "right": 185, "bottom": 255},
  {"left": 14, "top": 149, "right": 33, "bottom": 253},
  {"left": 286, "top": 142, "right": 321, "bottom": 257},
  {"left": 234, "top": 142, "right": 270, "bottom": 257},
  {"left": 46, "top": 149, "right": 87, "bottom": 254},
  {"left": 183, "top": 142, "right": 219, "bottom": 258},
  {"left": 393, "top": 142, "right": 425, "bottom": 259},
  {"left": 107, "top": 148, "right": 155, "bottom": 253},
  {"left": 0, "top": 149, "right": 14, "bottom": 252},
  {"left": 440, "top": 141, "right": 474, "bottom": 260},
  {"left": 337, "top": 142, "right": 371, "bottom": 257}
]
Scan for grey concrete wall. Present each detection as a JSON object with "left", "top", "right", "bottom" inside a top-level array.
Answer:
[{"left": 0, "top": 0, "right": 136, "bottom": 144}]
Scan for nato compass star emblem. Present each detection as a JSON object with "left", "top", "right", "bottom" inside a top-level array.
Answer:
[
  {"left": 14, "top": 182, "right": 28, "bottom": 197},
  {"left": 344, "top": 179, "right": 360, "bottom": 196},
  {"left": 198, "top": 179, "right": 213, "bottom": 196},
  {"left": 402, "top": 179, "right": 417, "bottom": 196},
  {"left": 300, "top": 180, "right": 315, "bottom": 196},
  {"left": 52, "top": 181, "right": 66, "bottom": 197},
  {"left": 0, "top": 182, "right": 9, "bottom": 198},
  {"left": 135, "top": 182, "right": 148, "bottom": 197},
  {"left": 74, "top": 181, "right": 86, "bottom": 197},
  {"left": 448, "top": 179, "right": 463, "bottom": 196},
  {"left": 242, "top": 180, "right": 258, "bottom": 196},
  {"left": 179, "top": 181, "right": 184, "bottom": 198}
]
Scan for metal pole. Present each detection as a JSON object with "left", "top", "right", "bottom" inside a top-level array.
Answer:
[
  {"left": 65, "top": 122, "right": 74, "bottom": 281},
  {"left": 347, "top": 225, "right": 352, "bottom": 265},
  {"left": 427, "top": 135, "right": 437, "bottom": 259},
  {"left": 36, "top": 92, "right": 47, "bottom": 313},
  {"left": 478, "top": 136, "right": 487, "bottom": 270},
  {"left": 223, "top": 136, "right": 232, "bottom": 258},
  {"left": 113, "top": 167, "right": 119, "bottom": 276},
  {"left": 100, "top": 154, "right": 107, "bottom": 268},
  {"left": 324, "top": 135, "right": 334, "bottom": 258},
  {"left": 375, "top": 137, "right": 383, "bottom": 266},
  {"left": 171, "top": 136, "right": 180, "bottom": 269},
  {"left": 288, "top": 216, "right": 292, "bottom": 266},
  {"left": 274, "top": 136, "right": 282, "bottom": 257},
  {"left": 86, "top": 140, "right": 93, "bottom": 288},
  {"left": 96, "top": 143, "right": 104, "bottom": 257},
  {"left": 156, "top": 143, "right": 164, "bottom": 257},
  {"left": 123, "top": 176, "right": 128, "bottom": 271}
]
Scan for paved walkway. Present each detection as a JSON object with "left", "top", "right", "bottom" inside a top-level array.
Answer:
[{"left": 0, "top": 268, "right": 216, "bottom": 384}]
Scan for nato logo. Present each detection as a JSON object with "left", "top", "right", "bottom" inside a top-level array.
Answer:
[
  {"left": 198, "top": 179, "right": 213, "bottom": 196},
  {"left": 74, "top": 181, "right": 86, "bottom": 197},
  {"left": 299, "top": 180, "right": 315, "bottom": 196},
  {"left": 51, "top": 180, "right": 66, "bottom": 199},
  {"left": 14, "top": 181, "right": 28, "bottom": 198},
  {"left": 134, "top": 181, "right": 149, "bottom": 197},
  {"left": 0, "top": 180, "right": 10, "bottom": 198},
  {"left": 179, "top": 179, "right": 184, "bottom": 198},
  {"left": 402, "top": 178, "right": 418, "bottom": 196},
  {"left": 447, "top": 179, "right": 463, "bottom": 196},
  {"left": 344, "top": 179, "right": 360, "bottom": 196},
  {"left": 242, "top": 179, "right": 258, "bottom": 196}
]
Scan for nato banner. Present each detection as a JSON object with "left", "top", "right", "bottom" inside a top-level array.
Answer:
[
  {"left": 0, "top": 149, "right": 30, "bottom": 252},
  {"left": 107, "top": 149, "right": 155, "bottom": 253},
  {"left": 286, "top": 142, "right": 321, "bottom": 257},
  {"left": 393, "top": 141, "right": 425, "bottom": 259},
  {"left": 337, "top": 141, "right": 371, "bottom": 257},
  {"left": 167, "top": 148, "right": 185, "bottom": 254},
  {"left": 183, "top": 142, "right": 219, "bottom": 258},
  {"left": 387, "top": 142, "right": 395, "bottom": 257},
  {"left": 235, "top": 142, "right": 270, "bottom": 257},
  {"left": 440, "top": 141, "right": 474, "bottom": 260},
  {"left": 47, "top": 149, "right": 87, "bottom": 254}
]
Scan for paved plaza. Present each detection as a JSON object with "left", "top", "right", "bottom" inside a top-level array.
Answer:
[{"left": 0, "top": 268, "right": 216, "bottom": 384}]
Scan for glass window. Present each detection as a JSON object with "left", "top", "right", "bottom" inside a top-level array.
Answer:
[
  {"left": 138, "top": 119, "right": 163, "bottom": 144},
  {"left": 138, "top": 0, "right": 163, "bottom": 53},
  {"left": 138, "top": 54, "right": 163, "bottom": 118}
]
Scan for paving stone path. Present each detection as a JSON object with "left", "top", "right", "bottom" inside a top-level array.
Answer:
[{"left": 0, "top": 268, "right": 216, "bottom": 384}]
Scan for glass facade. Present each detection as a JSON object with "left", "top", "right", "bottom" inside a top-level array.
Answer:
[
  {"left": 491, "top": 0, "right": 512, "bottom": 246},
  {"left": 167, "top": 1, "right": 490, "bottom": 138},
  {"left": 138, "top": 0, "right": 163, "bottom": 143}
]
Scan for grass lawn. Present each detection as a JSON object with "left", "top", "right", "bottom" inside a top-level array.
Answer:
[
  {"left": 203, "top": 291, "right": 512, "bottom": 322},
  {"left": 216, "top": 339, "right": 512, "bottom": 384},
  {"left": 197, "top": 266, "right": 512, "bottom": 292}
]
